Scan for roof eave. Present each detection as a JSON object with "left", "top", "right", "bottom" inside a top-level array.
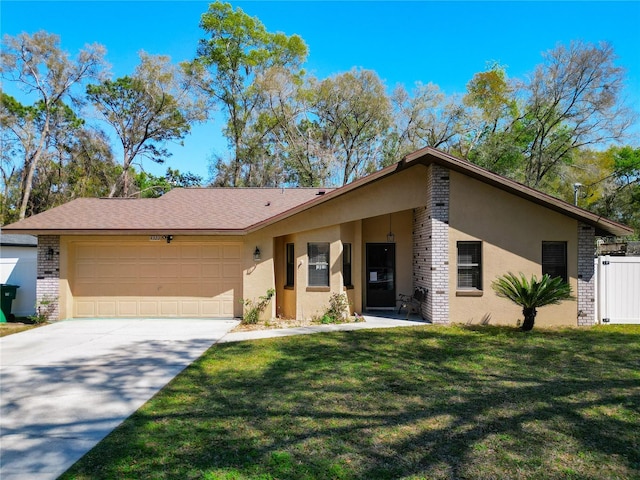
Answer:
[
  {"left": 0, "top": 228, "right": 248, "bottom": 236},
  {"left": 407, "top": 148, "right": 634, "bottom": 238}
]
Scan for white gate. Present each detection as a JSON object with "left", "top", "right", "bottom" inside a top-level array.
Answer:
[{"left": 596, "top": 256, "right": 640, "bottom": 324}]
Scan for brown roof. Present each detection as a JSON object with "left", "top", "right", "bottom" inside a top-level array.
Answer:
[
  {"left": 2, "top": 147, "right": 633, "bottom": 237},
  {"left": 2, "top": 188, "right": 333, "bottom": 234}
]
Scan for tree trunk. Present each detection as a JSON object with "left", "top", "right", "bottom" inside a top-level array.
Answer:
[{"left": 521, "top": 307, "right": 537, "bottom": 331}]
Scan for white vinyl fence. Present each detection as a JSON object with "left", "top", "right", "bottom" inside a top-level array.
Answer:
[{"left": 596, "top": 256, "right": 640, "bottom": 324}]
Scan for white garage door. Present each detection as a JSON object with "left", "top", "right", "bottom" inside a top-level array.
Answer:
[{"left": 72, "top": 242, "right": 242, "bottom": 318}]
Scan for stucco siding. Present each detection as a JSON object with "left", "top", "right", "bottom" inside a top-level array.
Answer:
[
  {"left": 243, "top": 233, "right": 276, "bottom": 319},
  {"left": 293, "top": 226, "right": 343, "bottom": 320},
  {"left": 263, "top": 165, "right": 429, "bottom": 238},
  {"left": 448, "top": 171, "right": 579, "bottom": 327}
]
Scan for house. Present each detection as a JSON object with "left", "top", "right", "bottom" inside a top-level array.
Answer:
[
  {"left": 2, "top": 147, "right": 633, "bottom": 327},
  {"left": 0, "top": 233, "right": 37, "bottom": 317}
]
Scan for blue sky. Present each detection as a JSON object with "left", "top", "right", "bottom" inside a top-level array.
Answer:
[{"left": 2, "top": 1, "right": 640, "bottom": 181}]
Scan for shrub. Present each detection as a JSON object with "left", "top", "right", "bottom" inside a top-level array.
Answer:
[
  {"left": 29, "top": 295, "right": 57, "bottom": 324},
  {"left": 240, "top": 289, "right": 275, "bottom": 325},
  {"left": 492, "top": 273, "right": 573, "bottom": 331},
  {"left": 318, "top": 293, "right": 350, "bottom": 324}
]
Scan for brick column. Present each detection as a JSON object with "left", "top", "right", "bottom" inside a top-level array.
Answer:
[
  {"left": 413, "top": 164, "right": 450, "bottom": 324},
  {"left": 577, "top": 223, "right": 596, "bottom": 326},
  {"left": 413, "top": 205, "right": 429, "bottom": 298},
  {"left": 36, "top": 235, "right": 60, "bottom": 321}
]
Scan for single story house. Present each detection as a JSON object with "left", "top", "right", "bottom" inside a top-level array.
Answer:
[
  {"left": 2, "top": 147, "right": 633, "bottom": 327},
  {"left": 0, "top": 233, "right": 37, "bottom": 317}
]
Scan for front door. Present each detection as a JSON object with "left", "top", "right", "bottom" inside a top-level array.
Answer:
[{"left": 366, "top": 243, "right": 396, "bottom": 308}]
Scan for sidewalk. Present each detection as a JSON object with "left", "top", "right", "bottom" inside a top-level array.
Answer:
[{"left": 219, "top": 313, "right": 429, "bottom": 343}]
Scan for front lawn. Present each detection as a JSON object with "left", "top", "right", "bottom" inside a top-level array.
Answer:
[
  {"left": 0, "top": 320, "right": 41, "bottom": 337},
  {"left": 62, "top": 325, "right": 640, "bottom": 479}
]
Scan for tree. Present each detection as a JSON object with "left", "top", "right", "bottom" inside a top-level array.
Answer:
[
  {"left": 518, "top": 41, "right": 634, "bottom": 189},
  {"left": 461, "top": 64, "right": 528, "bottom": 177},
  {"left": 0, "top": 31, "right": 106, "bottom": 219},
  {"left": 492, "top": 273, "right": 573, "bottom": 331},
  {"left": 0, "top": 122, "right": 20, "bottom": 224},
  {"left": 62, "top": 128, "right": 119, "bottom": 200},
  {"left": 0, "top": 92, "right": 93, "bottom": 218},
  {"left": 387, "top": 82, "right": 467, "bottom": 163},
  {"left": 587, "top": 146, "right": 640, "bottom": 236},
  {"left": 253, "top": 66, "right": 331, "bottom": 186},
  {"left": 312, "top": 68, "right": 392, "bottom": 185},
  {"left": 87, "top": 52, "right": 207, "bottom": 197},
  {"left": 188, "top": 1, "right": 308, "bottom": 186},
  {"left": 133, "top": 167, "right": 203, "bottom": 198}
]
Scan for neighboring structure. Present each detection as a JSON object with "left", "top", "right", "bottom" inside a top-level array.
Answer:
[
  {"left": 2, "top": 147, "right": 633, "bottom": 327},
  {"left": 0, "top": 233, "right": 37, "bottom": 317}
]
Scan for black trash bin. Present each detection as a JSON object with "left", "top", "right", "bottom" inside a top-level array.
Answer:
[{"left": 0, "top": 284, "right": 20, "bottom": 322}]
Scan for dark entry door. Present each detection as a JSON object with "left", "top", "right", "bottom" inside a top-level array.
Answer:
[{"left": 366, "top": 243, "right": 396, "bottom": 308}]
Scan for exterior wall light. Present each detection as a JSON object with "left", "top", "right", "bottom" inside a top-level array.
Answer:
[
  {"left": 47, "top": 247, "right": 54, "bottom": 260},
  {"left": 166, "top": 235, "right": 173, "bottom": 244},
  {"left": 253, "top": 246, "right": 261, "bottom": 262}
]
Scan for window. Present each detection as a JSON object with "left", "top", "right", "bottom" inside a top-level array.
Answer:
[
  {"left": 542, "top": 241, "right": 567, "bottom": 282},
  {"left": 308, "top": 243, "right": 330, "bottom": 287},
  {"left": 285, "top": 243, "right": 295, "bottom": 287},
  {"left": 343, "top": 243, "right": 352, "bottom": 287},
  {"left": 457, "top": 241, "right": 482, "bottom": 290}
]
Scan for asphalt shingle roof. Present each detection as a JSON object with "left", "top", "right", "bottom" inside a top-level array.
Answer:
[{"left": 4, "top": 188, "right": 332, "bottom": 233}]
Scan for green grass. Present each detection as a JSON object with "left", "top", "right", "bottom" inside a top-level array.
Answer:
[{"left": 62, "top": 325, "right": 640, "bottom": 480}]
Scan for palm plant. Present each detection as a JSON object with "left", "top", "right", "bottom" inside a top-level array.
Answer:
[{"left": 492, "top": 273, "right": 573, "bottom": 331}]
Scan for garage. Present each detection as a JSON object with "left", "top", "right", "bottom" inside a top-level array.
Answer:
[{"left": 71, "top": 241, "right": 242, "bottom": 318}]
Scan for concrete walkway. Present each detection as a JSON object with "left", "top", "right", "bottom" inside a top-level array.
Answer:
[
  {"left": 0, "top": 314, "right": 426, "bottom": 479},
  {"left": 219, "top": 314, "right": 427, "bottom": 343}
]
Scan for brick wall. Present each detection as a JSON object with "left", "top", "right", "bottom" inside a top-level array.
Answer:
[
  {"left": 36, "top": 235, "right": 60, "bottom": 321},
  {"left": 577, "top": 223, "right": 596, "bottom": 326},
  {"left": 413, "top": 164, "right": 450, "bottom": 324}
]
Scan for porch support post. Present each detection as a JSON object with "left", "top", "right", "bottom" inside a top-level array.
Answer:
[
  {"left": 36, "top": 235, "right": 61, "bottom": 321},
  {"left": 413, "top": 164, "right": 450, "bottom": 324},
  {"left": 577, "top": 223, "right": 596, "bottom": 326}
]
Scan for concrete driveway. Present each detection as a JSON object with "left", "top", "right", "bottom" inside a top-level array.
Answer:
[{"left": 0, "top": 318, "right": 238, "bottom": 480}]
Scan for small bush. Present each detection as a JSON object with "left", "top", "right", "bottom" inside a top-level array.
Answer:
[
  {"left": 315, "top": 293, "right": 351, "bottom": 324},
  {"left": 240, "top": 289, "right": 275, "bottom": 325},
  {"left": 29, "top": 296, "right": 57, "bottom": 324}
]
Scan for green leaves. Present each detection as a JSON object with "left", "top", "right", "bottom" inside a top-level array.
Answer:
[
  {"left": 190, "top": 1, "right": 308, "bottom": 187},
  {"left": 492, "top": 273, "right": 573, "bottom": 330},
  {"left": 86, "top": 53, "right": 206, "bottom": 196},
  {"left": 492, "top": 272, "right": 573, "bottom": 310}
]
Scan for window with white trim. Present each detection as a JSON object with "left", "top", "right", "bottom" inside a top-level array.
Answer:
[
  {"left": 457, "top": 241, "right": 482, "bottom": 290},
  {"left": 308, "top": 243, "right": 330, "bottom": 287}
]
